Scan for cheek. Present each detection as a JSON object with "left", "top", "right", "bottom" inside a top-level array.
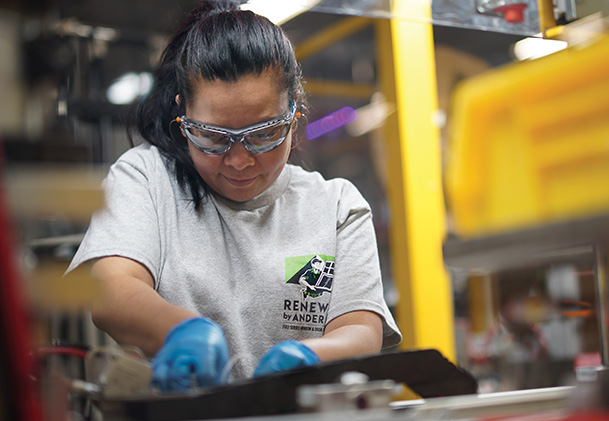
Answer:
[
  {"left": 276, "top": 135, "right": 293, "bottom": 162},
  {"left": 188, "top": 144, "right": 216, "bottom": 177},
  {"left": 187, "top": 144, "right": 201, "bottom": 169},
  {"left": 266, "top": 140, "right": 291, "bottom": 170}
]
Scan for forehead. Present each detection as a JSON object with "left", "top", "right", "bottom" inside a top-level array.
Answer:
[{"left": 186, "top": 69, "right": 289, "bottom": 128}]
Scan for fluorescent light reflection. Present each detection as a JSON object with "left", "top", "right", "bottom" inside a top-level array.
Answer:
[
  {"left": 345, "top": 92, "right": 395, "bottom": 137},
  {"left": 240, "top": 0, "right": 321, "bottom": 24},
  {"left": 514, "top": 37, "right": 568, "bottom": 60},
  {"left": 106, "top": 72, "right": 153, "bottom": 105}
]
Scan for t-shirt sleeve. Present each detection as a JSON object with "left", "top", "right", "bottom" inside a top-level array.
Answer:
[
  {"left": 327, "top": 180, "right": 402, "bottom": 349},
  {"left": 66, "top": 155, "right": 162, "bottom": 284}
]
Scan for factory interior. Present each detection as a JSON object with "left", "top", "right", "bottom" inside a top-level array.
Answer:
[{"left": 1, "top": 0, "right": 609, "bottom": 419}]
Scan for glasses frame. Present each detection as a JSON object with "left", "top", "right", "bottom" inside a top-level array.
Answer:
[{"left": 179, "top": 102, "right": 297, "bottom": 155}]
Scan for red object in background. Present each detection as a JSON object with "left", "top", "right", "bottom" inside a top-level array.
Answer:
[
  {"left": 0, "top": 143, "right": 43, "bottom": 421},
  {"left": 494, "top": 3, "right": 527, "bottom": 23},
  {"left": 574, "top": 351, "right": 602, "bottom": 369}
]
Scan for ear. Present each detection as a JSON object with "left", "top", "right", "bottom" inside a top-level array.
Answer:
[
  {"left": 289, "top": 118, "right": 304, "bottom": 151},
  {"left": 291, "top": 108, "right": 302, "bottom": 131},
  {"left": 175, "top": 95, "right": 187, "bottom": 138}
]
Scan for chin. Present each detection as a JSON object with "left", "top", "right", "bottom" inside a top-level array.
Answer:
[{"left": 222, "top": 188, "right": 261, "bottom": 202}]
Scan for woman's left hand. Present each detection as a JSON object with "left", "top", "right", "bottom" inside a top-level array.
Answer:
[
  {"left": 253, "top": 340, "right": 320, "bottom": 377},
  {"left": 253, "top": 310, "right": 382, "bottom": 377}
]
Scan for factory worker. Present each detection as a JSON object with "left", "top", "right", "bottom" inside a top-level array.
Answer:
[{"left": 67, "top": 0, "right": 401, "bottom": 392}]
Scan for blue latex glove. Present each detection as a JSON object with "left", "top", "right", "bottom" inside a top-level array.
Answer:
[
  {"left": 253, "top": 340, "right": 320, "bottom": 377},
  {"left": 151, "top": 317, "right": 229, "bottom": 392}
]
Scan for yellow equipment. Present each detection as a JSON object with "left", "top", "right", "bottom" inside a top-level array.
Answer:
[{"left": 445, "top": 32, "right": 609, "bottom": 237}]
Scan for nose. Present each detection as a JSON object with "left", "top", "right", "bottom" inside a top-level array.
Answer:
[{"left": 223, "top": 138, "right": 255, "bottom": 170}]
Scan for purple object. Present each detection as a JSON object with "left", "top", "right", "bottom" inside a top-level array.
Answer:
[{"left": 306, "top": 106, "right": 357, "bottom": 140}]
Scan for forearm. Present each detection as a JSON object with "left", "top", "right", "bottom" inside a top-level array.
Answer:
[
  {"left": 89, "top": 259, "right": 198, "bottom": 357},
  {"left": 300, "top": 310, "right": 383, "bottom": 362}
]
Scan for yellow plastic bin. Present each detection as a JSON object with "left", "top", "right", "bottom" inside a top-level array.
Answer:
[{"left": 445, "top": 33, "right": 609, "bottom": 237}]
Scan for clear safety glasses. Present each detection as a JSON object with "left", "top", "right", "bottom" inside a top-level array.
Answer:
[{"left": 179, "top": 102, "right": 297, "bottom": 155}]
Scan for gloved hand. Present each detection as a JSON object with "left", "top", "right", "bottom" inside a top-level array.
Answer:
[
  {"left": 151, "top": 317, "right": 229, "bottom": 392},
  {"left": 253, "top": 340, "right": 320, "bottom": 377}
]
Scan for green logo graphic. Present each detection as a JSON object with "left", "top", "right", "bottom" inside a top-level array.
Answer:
[{"left": 285, "top": 255, "right": 335, "bottom": 300}]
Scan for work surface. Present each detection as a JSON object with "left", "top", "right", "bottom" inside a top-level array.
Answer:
[{"left": 95, "top": 349, "right": 478, "bottom": 420}]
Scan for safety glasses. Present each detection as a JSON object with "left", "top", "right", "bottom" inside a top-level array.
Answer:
[{"left": 179, "top": 102, "right": 297, "bottom": 155}]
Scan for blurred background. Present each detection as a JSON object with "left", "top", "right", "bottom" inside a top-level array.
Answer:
[{"left": 1, "top": 0, "right": 609, "bottom": 419}]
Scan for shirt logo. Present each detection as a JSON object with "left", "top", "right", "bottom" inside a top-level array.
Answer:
[{"left": 285, "top": 254, "right": 335, "bottom": 300}]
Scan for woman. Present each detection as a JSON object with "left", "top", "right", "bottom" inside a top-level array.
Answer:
[{"left": 68, "top": 0, "right": 401, "bottom": 392}]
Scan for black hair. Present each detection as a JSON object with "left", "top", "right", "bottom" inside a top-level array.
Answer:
[{"left": 128, "top": 0, "right": 306, "bottom": 210}]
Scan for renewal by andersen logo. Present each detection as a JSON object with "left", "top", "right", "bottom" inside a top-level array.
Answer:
[{"left": 285, "top": 254, "right": 335, "bottom": 300}]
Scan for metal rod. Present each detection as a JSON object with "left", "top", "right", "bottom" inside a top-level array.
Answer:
[{"left": 594, "top": 243, "right": 609, "bottom": 366}]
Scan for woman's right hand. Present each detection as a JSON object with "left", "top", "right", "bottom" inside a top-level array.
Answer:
[{"left": 151, "top": 317, "right": 230, "bottom": 392}]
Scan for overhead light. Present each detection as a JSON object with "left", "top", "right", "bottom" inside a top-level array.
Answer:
[
  {"left": 51, "top": 18, "right": 119, "bottom": 41},
  {"left": 92, "top": 26, "right": 119, "bottom": 42},
  {"left": 106, "top": 72, "right": 153, "bottom": 105},
  {"left": 513, "top": 36, "right": 568, "bottom": 60},
  {"left": 345, "top": 92, "right": 395, "bottom": 137},
  {"left": 240, "top": 0, "right": 321, "bottom": 25}
]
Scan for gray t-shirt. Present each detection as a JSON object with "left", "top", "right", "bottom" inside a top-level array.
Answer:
[{"left": 69, "top": 143, "right": 402, "bottom": 380}]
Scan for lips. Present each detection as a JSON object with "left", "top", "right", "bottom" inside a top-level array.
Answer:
[{"left": 225, "top": 176, "right": 256, "bottom": 187}]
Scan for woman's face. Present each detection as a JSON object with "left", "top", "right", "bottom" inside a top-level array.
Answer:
[{"left": 183, "top": 69, "right": 294, "bottom": 202}]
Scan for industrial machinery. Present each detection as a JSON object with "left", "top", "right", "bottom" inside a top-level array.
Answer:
[{"left": 443, "top": 16, "right": 609, "bottom": 394}]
